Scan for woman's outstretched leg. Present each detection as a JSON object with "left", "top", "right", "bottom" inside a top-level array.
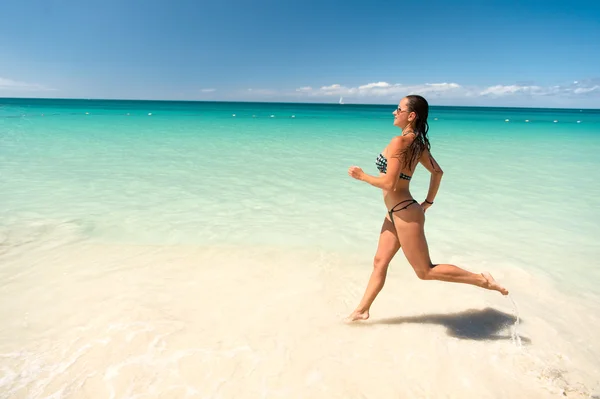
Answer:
[
  {"left": 393, "top": 209, "right": 508, "bottom": 295},
  {"left": 346, "top": 215, "right": 401, "bottom": 322}
]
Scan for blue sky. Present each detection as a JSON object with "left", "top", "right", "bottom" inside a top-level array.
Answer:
[{"left": 1, "top": 0, "right": 599, "bottom": 107}]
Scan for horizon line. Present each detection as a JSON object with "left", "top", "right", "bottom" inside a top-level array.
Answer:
[{"left": 1, "top": 96, "right": 598, "bottom": 112}]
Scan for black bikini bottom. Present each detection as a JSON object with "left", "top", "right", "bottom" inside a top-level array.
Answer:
[{"left": 388, "top": 199, "right": 419, "bottom": 227}]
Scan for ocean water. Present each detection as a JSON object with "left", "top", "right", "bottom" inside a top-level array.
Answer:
[
  {"left": 1, "top": 98, "right": 600, "bottom": 398},
  {"left": 2, "top": 99, "right": 599, "bottom": 290}
]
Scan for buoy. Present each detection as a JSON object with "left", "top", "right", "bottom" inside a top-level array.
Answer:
[
  {"left": 148, "top": 113, "right": 152, "bottom": 116},
  {"left": 232, "top": 114, "right": 236, "bottom": 117},
  {"left": 505, "top": 119, "right": 509, "bottom": 122},
  {"left": 525, "top": 120, "right": 529, "bottom": 122},
  {"left": 553, "top": 120, "right": 558, "bottom": 123}
]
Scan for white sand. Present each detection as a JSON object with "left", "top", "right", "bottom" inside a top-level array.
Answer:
[{"left": 1, "top": 241, "right": 599, "bottom": 398}]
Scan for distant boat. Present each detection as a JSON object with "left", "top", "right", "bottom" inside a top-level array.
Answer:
[{"left": 339, "top": 96, "right": 344, "bottom": 104}]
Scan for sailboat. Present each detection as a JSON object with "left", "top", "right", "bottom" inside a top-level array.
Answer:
[{"left": 339, "top": 96, "right": 344, "bottom": 105}]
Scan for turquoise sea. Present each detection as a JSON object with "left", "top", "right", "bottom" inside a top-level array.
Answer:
[
  {"left": 1, "top": 98, "right": 600, "bottom": 398},
  {"left": 2, "top": 98, "right": 599, "bottom": 293}
]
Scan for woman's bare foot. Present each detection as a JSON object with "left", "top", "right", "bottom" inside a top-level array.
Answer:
[
  {"left": 345, "top": 309, "right": 370, "bottom": 323},
  {"left": 481, "top": 272, "right": 509, "bottom": 295}
]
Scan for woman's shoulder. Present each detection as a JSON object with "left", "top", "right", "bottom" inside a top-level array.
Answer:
[{"left": 389, "top": 132, "right": 416, "bottom": 147}]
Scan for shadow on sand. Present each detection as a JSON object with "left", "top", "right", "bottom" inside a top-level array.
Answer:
[{"left": 369, "top": 307, "right": 531, "bottom": 344}]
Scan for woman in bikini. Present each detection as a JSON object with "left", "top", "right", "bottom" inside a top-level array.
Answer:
[{"left": 346, "top": 94, "right": 508, "bottom": 322}]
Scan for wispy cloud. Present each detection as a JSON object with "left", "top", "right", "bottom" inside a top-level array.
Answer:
[
  {"left": 358, "top": 82, "right": 391, "bottom": 90},
  {"left": 479, "top": 85, "right": 544, "bottom": 96},
  {"left": 477, "top": 80, "right": 600, "bottom": 99},
  {"left": 295, "top": 82, "right": 465, "bottom": 98},
  {"left": 0, "top": 77, "right": 55, "bottom": 92},
  {"left": 293, "top": 79, "right": 600, "bottom": 102},
  {"left": 573, "top": 86, "right": 599, "bottom": 94},
  {"left": 200, "top": 88, "right": 216, "bottom": 93}
]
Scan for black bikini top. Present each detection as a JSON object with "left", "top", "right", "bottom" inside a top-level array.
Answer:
[{"left": 375, "top": 153, "right": 412, "bottom": 181}]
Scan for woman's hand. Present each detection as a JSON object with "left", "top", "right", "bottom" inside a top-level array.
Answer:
[
  {"left": 420, "top": 201, "right": 433, "bottom": 213},
  {"left": 348, "top": 166, "right": 365, "bottom": 180}
]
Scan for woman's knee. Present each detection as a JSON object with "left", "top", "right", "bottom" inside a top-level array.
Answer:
[
  {"left": 414, "top": 267, "right": 432, "bottom": 280},
  {"left": 373, "top": 256, "right": 390, "bottom": 273}
]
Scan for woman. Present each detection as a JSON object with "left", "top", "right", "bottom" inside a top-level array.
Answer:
[{"left": 346, "top": 95, "right": 508, "bottom": 322}]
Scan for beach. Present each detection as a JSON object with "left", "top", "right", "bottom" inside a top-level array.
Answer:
[{"left": 1, "top": 99, "right": 599, "bottom": 398}]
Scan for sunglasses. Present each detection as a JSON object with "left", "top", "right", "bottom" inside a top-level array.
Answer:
[{"left": 396, "top": 106, "right": 409, "bottom": 113}]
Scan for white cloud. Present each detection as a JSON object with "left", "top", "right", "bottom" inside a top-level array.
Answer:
[
  {"left": 420, "top": 82, "right": 461, "bottom": 91},
  {"left": 0, "top": 77, "right": 55, "bottom": 92},
  {"left": 291, "top": 80, "right": 600, "bottom": 104},
  {"left": 320, "top": 84, "right": 343, "bottom": 90},
  {"left": 406, "top": 83, "right": 462, "bottom": 96},
  {"left": 480, "top": 85, "right": 544, "bottom": 96},
  {"left": 200, "top": 88, "right": 216, "bottom": 93},
  {"left": 294, "top": 81, "right": 464, "bottom": 98},
  {"left": 318, "top": 84, "right": 351, "bottom": 95},
  {"left": 477, "top": 81, "right": 600, "bottom": 98},
  {"left": 358, "top": 82, "right": 391, "bottom": 90},
  {"left": 225, "top": 78, "right": 600, "bottom": 107},
  {"left": 572, "top": 85, "right": 599, "bottom": 94}
]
